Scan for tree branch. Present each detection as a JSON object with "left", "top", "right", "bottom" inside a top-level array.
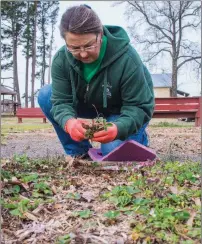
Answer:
[
  {"left": 137, "top": 39, "right": 171, "bottom": 46},
  {"left": 180, "top": 22, "right": 201, "bottom": 32},
  {"left": 176, "top": 1, "right": 182, "bottom": 57},
  {"left": 1, "top": 77, "right": 14, "bottom": 80},
  {"left": 177, "top": 56, "right": 201, "bottom": 70},
  {"left": 127, "top": 1, "right": 173, "bottom": 43},
  {"left": 178, "top": 55, "right": 200, "bottom": 59},
  {"left": 181, "top": 5, "right": 201, "bottom": 19},
  {"left": 1, "top": 22, "right": 12, "bottom": 30},
  {"left": 145, "top": 48, "right": 172, "bottom": 62},
  {"left": 180, "top": 1, "right": 193, "bottom": 17}
]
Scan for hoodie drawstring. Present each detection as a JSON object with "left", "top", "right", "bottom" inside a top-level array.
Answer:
[
  {"left": 103, "top": 67, "right": 108, "bottom": 108},
  {"left": 70, "top": 66, "right": 108, "bottom": 109},
  {"left": 69, "top": 67, "right": 76, "bottom": 107}
]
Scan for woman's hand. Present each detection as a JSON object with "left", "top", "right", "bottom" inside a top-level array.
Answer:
[
  {"left": 65, "top": 118, "right": 87, "bottom": 142},
  {"left": 91, "top": 123, "right": 118, "bottom": 143}
]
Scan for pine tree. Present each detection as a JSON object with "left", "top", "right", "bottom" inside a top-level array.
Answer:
[
  {"left": 48, "top": 2, "right": 59, "bottom": 84},
  {"left": 37, "top": 1, "right": 59, "bottom": 87},
  {"left": 1, "top": 1, "right": 26, "bottom": 105},
  {"left": 30, "top": 0, "right": 38, "bottom": 108},
  {"left": 21, "top": 2, "right": 35, "bottom": 107}
]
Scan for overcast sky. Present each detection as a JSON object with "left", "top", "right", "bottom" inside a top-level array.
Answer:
[{"left": 2, "top": 1, "right": 201, "bottom": 105}]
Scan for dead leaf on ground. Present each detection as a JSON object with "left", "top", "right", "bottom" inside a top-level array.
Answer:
[
  {"left": 15, "top": 229, "right": 33, "bottom": 242},
  {"left": 32, "top": 204, "right": 45, "bottom": 215},
  {"left": 65, "top": 155, "right": 75, "bottom": 168},
  {"left": 169, "top": 184, "right": 184, "bottom": 195},
  {"left": 193, "top": 198, "right": 201, "bottom": 206},
  {"left": 3, "top": 176, "right": 30, "bottom": 191},
  {"left": 51, "top": 185, "right": 57, "bottom": 195},
  {"left": 82, "top": 191, "right": 96, "bottom": 202},
  {"left": 115, "top": 237, "right": 125, "bottom": 244},
  {"left": 186, "top": 211, "right": 197, "bottom": 227},
  {"left": 53, "top": 203, "right": 64, "bottom": 209},
  {"left": 24, "top": 212, "right": 38, "bottom": 221}
]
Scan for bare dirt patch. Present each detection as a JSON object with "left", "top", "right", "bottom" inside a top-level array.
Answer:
[{"left": 1, "top": 126, "right": 201, "bottom": 162}]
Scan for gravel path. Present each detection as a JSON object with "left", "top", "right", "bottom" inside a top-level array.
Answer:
[
  {"left": 1, "top": 127, "right": 201, "bottom": 162},
  {"left": 2, "top": 131, "right": 65, "bottom": 159}
]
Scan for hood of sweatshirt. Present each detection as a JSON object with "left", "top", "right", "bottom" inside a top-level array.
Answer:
[{"left": 64, "top": 25, "right": 130, "bottom": 108}]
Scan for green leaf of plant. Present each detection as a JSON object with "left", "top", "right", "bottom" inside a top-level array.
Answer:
[
  {"left": 73, "top": 209, "right": 92, "bottom": 219},
  {"left": 65, "top": 192, "right": 81, "bottom": 200},
  {"left": 32, "top": 191, "right": 44, "bottom": 198},
  {"left": 174, "top": 210, "right": 190, "bottom": 221},
  {"left": 10, "top": 208, "right": 23, "bottom": 217},
  {"left": 106, "top": 123, "right": 113, "bottom": 127},
  {"left": 22, "top": 173, "right": 38, "bottom": 183},
  {"left": 133, "top": 198, "right": 150, "bottom": 206},
  {"left": 104, "top": 210, "right": 120, "bottom": 219},
  {"left": 57, "top": 234, "right": 71, "bottom": 244},
  {"left": 12, "top": 185, "right": 21, "bottom": 193},
  {"left": 4, "top": 203, "right": 17, "bottom": 209}
]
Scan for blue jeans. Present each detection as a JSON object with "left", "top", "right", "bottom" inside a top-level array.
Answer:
[{"left": 38, "top": 84, "right": 149, "bottom": 157}]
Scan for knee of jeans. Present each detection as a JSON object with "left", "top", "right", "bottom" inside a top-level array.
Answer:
[
  {"left": 38, "top": 85, "right": 51, "bottom": 109},
  {"left": 101, "top": 139, "right": 123, "bottom": 156},
  {"left": 106, "top": 115, "right": 120, "bottom": 123}
]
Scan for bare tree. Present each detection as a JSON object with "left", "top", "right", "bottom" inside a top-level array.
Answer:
[
  {"left": 121, "top": 1, "right": 201, "bottom": 96},
  {"left": 48, "top": 2, "right": 59, "bottom": 84}
]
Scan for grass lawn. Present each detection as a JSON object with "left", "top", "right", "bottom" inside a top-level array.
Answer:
[
  {"left": 150, "top": 118, "right": 194, "bottom": 127},
  {"left": 1, "top": 117, "right": 194, "bottom": 135},
  {"left": 1, "top": 117, "right": 52, "bottom": 134}
]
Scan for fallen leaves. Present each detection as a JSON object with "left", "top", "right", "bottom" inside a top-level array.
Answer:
[
  {"left": 193, "top": 197, "right": 201, "bottom": 206},
  {"left": 186, "top": 211, "right": 197, "bottom": 227},
  {"left": 2, "top": 144, "right": 201, "bottom": 244},
  {"left": 169, "top": 184, "right": 184, "bottom": 195},
  {"left": 23, "top": 211, "right": 38, "bottom": 221},
  {"left": 82, "top": 191, "right": 96, "bottom": 202}
]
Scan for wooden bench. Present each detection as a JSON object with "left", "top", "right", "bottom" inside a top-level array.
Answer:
[
  {"left": 16, "top": 97, "right": 201, "bottom": 126},
  {"left": 153, "top": 97, "right": 201, "bottom": 126},
  {"left": 16, "top": 108, "right": 47, "bottom": 123}
]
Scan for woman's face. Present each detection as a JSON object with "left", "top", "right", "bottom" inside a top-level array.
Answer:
[{"left": 65, "top": 32, "right": 102, "bottom": 63}]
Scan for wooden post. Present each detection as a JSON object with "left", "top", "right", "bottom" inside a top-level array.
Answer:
[
  {"left": 18, "top": 118, "right": 22, "bottom": 123},
  {"left": 195, "top": 97, "right": 201, "bottom": 127},
  {"left": 3, "top": 94, "right": 4, "bottom": 112}
]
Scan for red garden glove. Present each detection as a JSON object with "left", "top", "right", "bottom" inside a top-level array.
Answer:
[
  {"left": 65, "top": 118, "right": 86, "bottom": 142},
  {"left": 92, "top": 123, "right": 118, "bottom": 143}
]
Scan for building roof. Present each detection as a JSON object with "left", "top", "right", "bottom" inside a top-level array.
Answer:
[
  {"left": 151, "top": 73, "right": 172, "bottom": 88},
  {"left": 1, "top": 99, "right": 18, "bottom": 104},
  {"left": 151, "top": 73, "right": 189, "bottom": 96},
  {"left": 1, "top": 85, "right": 16, "bottom": 95}
]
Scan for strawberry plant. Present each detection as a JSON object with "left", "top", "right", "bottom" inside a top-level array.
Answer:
[{"left": 82, "top": 104, "right": 113, "bottom": 139}]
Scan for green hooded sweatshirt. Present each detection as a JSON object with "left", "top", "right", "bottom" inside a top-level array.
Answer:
[{"left": 51, "top": 25, "right": 155, "bottom": 140}]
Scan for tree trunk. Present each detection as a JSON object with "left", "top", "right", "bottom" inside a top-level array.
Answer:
[
  {"left": 31, "top": 1, "right": 37, "bottom": 108},
  {"left": 42, "top": 16, "right": 46, "bottom": 87},
  {"left": 48, "top": 23, "right": 54, "bottom": 84},
  {"left": 171, "top": 59, "right": 178, "bottom": 97},
  {"left": 25, "top": 2, "right": 30, "bottom": 108},
  {"left": 25, "top": 55, "right": 29, "bottom": 107},
  {"left": 13, "top": 36, "right": 21, "bottom": 105}
]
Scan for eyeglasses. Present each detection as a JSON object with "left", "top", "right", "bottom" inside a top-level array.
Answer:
[{"left": 67, "top": 34, "right": 99, "bottom": 55}]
